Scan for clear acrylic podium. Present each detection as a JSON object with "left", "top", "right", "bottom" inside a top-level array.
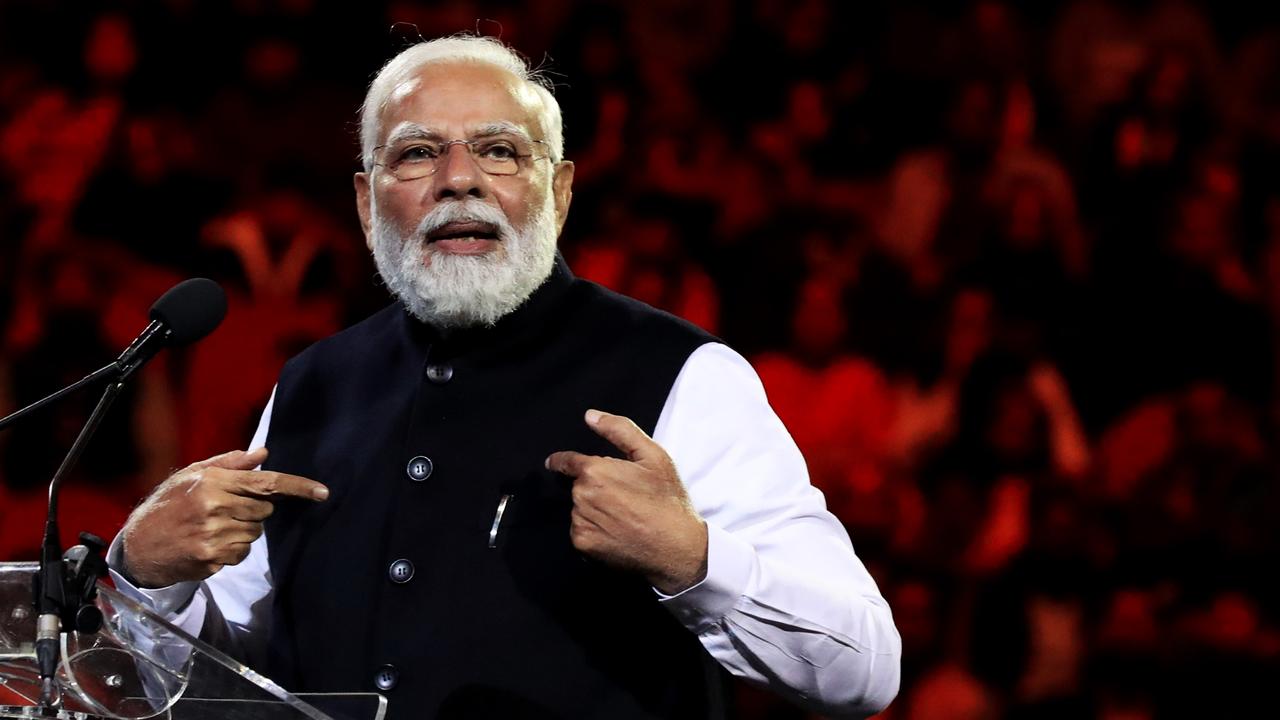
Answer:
[{"left": 0, "top": 563, "right": 386, "bottom": 720}]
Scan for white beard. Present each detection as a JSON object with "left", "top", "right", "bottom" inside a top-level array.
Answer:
[{"left": 369, "top": 195, "right": 559, "bottom": 329}]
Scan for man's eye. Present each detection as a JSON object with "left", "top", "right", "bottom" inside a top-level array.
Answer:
[
  {"left": 479, "top": 143, "right": 518, "bottom": 161},
  {"left": 399, "top": 145, "right": 438, "bottom": 162}
]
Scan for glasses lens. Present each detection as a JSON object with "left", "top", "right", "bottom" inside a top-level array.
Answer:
[
  {"left": 382, "top": 139, "right": 533, "bottom": 179},
  {"left": 473, "top": 140, "right": 523, "bottom": 176}
]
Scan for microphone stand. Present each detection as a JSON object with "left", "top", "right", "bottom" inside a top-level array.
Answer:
[
  {"left": 31, "top": 378, "right": 121, "bottom": 713},
  {"left": 0, "top": 279, "right": 221, "bottom": 716},
  {"left": 24, "top": 324, "right": 173, "bottom": 714}
]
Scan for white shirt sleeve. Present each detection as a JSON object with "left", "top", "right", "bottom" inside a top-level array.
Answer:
[
  {"left": 107, "top": 389, "right": 277, "bottom": 666},
  {"left": 651, "top": 342, "right": 902, "bottom": 718}
]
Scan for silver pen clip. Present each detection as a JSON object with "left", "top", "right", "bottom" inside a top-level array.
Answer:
[{"left": 488, "top": 494, "right": 512, "bottom": 549}]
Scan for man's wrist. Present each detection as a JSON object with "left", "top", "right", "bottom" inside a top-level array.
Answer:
[
  {"left": 107, "top": 533, "right": 202, "bottom": 616},
  {"left": 116, "top": 532, "right": 172, "bottom": 589},
  {"left": 656, "top": 522, "right": 755, "bottom": 632},
  {"left": 651, "top": 520, "right": 709, "bottom": 595}
]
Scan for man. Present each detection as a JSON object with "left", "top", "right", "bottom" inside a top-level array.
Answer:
[{"left": 111, "top": 36, "right": 901, "bottom": 719}]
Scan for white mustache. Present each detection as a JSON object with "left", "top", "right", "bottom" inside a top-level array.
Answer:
[{"left": 415, "top": 201, "right": 516, "bottom": 243}]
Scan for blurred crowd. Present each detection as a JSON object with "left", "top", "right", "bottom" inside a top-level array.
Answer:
[{"left": 2, "top": 1, "right": 1279, "bottom": 718}]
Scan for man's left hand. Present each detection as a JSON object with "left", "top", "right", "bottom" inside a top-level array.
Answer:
[{"left": 546, "top": 409, "right": 708, "bottom": 595}]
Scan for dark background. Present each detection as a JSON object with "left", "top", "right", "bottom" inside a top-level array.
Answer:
[{"left": 2, "top": 1, "right": 1279, "bottom": 718}]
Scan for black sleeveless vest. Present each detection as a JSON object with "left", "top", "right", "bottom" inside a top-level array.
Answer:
[{"left": 260, "top": 257, "right": 723, "bottom": 719}]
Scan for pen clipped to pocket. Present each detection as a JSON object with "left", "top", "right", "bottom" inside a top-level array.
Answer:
[{"left": 488, "top": 493, "right": 513, "bottom": 549}]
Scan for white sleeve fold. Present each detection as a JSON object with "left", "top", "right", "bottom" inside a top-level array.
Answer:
[{"left": 653, "top": 343, "right": 901, "bottom": 718}]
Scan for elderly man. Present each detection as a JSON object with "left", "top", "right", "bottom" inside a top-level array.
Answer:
[{"left": 111, "top": 36, "right": 901, "bottom": 719}]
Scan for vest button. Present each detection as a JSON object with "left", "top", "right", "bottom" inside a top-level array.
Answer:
[
  {"left": 388, "top": 559, "right": 414, "bottom": 584},
  {"left": 425, "top": 363, "right": 453, "bottom": 383},
  {"left": 406, "top": 456, "right": 433, "bottom": 482},
  {"left": 374, "top": 664, "right": 398, "bottom": 691}
]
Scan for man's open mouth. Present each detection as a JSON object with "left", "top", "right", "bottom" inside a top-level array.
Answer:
[{"left": 427, "top": 221, "right": 500, "bottom": 242}]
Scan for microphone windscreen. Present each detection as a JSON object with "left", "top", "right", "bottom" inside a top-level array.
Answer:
[{"left": 149, "top": 278, "right": 227, "bottom": 345}]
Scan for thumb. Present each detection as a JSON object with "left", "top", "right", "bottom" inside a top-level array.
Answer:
[
  {"left": 191, "top": 447, "right": 269, "bottom": 472},
  {"left": 584, "top": 410, "right": 660, "bottom": 464}
]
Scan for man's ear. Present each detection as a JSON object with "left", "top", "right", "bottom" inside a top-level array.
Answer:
[
  {"left": 552, "top": 161, "right": 575, "bottom": 235},
  {"left": 354, "top": 172, "right": 373, "bottom": 250}
]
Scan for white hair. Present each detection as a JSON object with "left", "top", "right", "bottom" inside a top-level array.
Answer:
[{"left": 359, "top": 35, "right": 564, "bottom": 171}]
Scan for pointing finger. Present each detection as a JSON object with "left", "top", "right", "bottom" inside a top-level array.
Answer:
[{"left": 227, "top": 470, "right": 329, "bottom": 501}]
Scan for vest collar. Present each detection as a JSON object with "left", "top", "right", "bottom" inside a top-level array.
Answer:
[{"left": 398, "top": 252, "right": 576, "bottom": 358}]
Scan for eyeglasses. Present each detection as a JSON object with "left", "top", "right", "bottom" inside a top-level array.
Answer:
[{"left": 373, "top": 137, "right": 553, "bottom": 180}]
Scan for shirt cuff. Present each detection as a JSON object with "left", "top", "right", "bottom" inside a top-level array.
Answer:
[
  {"left": 656, "top": 522, "right": 756, "bottom": 633},
  {"left": 106, "top": 533, "right": 201, "bottom": 616}
]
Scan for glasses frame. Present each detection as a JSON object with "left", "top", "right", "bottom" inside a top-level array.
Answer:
[{"left": 372, "top": 138, "right": 555, "bottom": 180}]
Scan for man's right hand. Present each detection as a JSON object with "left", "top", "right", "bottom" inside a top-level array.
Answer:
[{"left": 119, "top": 447, "right": 328, "bottom": 588}]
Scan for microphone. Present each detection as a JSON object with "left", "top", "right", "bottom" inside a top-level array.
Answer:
[
  {"left": 115, "top": 277, "right": 227, "bottom": 381},
  {"left": 31, "top": 278, "right": 226, "bottom": 711}
]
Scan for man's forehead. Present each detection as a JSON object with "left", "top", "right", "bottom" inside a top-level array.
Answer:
[{"left": 380, "top": 62, "right": 545, "bottom": 142}]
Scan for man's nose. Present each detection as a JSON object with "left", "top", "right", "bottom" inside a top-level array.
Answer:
[{"left": 432, "top": 143, "right": 486, "bottom": 201}]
